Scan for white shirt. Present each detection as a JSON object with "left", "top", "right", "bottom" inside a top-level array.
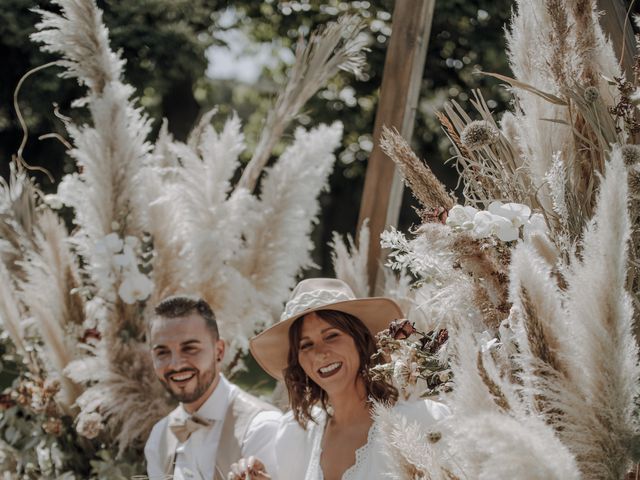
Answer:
[
  {"left": 273, "top": 399, "right": 450, "bottom": 480},
  {"left": 145, "top": 375, "right": 281, "bottom": 480}
]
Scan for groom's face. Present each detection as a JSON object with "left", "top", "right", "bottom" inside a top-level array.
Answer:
[{"left": 149, "top": 312, "right": 224, "bottom": 412}]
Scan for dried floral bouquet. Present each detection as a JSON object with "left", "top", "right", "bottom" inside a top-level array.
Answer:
[
  {"left": 346, "top": 2, "right": 640, "bottom": 479},
  {"left": 0, "top": 0, "right": 368, "bottom": 477}
]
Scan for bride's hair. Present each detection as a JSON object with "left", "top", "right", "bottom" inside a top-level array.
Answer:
[{"left": 283, "top": 309, "right": 398, "bottom": 427}]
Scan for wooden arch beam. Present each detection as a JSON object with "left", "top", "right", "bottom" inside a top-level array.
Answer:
[{"left": 357, "top": 0, "right": 435, "bottom": 295}]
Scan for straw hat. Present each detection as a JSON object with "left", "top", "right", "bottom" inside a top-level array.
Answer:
[{"left": 249, "top": 278, "right": 404, "bottom": 381}]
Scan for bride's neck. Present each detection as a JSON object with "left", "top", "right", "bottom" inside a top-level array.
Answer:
[{"left": 327, "top": 380, "right": 370, "bottom": 425}]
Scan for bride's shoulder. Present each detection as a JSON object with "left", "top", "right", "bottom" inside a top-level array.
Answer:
[
  {"left": 391, "top": 397, "right": 451, "bottom": 424},
  {"left": 276, "top": 406, "right": 325, "bottom": 442}
]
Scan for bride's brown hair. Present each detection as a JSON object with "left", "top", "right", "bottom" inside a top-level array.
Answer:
[{"left": 283, "top": 309, "right": 398, "bottom": 427}]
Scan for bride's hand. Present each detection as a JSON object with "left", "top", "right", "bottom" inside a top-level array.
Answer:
[{"left": 227, "top": 456, "right": 270, "bottom": 480}]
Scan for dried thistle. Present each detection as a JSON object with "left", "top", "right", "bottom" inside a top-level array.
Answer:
[
  {"left": 583, "top": 86, "right": 599, "bottom": 103},
  {"left": 629, "top": 166, "right": 640, "bottom": 199},
  {"left": 460, "top": 120, "right": 500, "bottom": 150},
  {"left": 380, "top": 126, "right": 455, "bottom": 215},
  {"left": 622, "top": 144, "right": 640, "bottom": 166}
]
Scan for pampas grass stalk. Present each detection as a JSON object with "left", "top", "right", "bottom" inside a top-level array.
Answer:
[
  {"left": 31, "top": 0, "right": 123, "bottom": 94},
  {"left": 374, "top": 402, "right": 461, "bottom": 480},
  {"left": 560, "top": 149, "right": 639, "bottom": 478},
  {"left": 380, "top": 126, "right": 455, "bottom": 215},
  {"left": 330, "top": 219, "right": 370, "bottom": 299},
  {"left": 17, "top": 210, "right": 84, "bottom": 407},
  {"left": 0, "top": 263, "right": 28, "bottom": 357},
  {"left": 234, "top": 122, "right": 342, "bottom": 315},
  {"left": 452, "top": 413, "right": 581, "bottom": 480},
  {"left": 237, "top": 15, "right": 367, "bottom": 192},
  {"left": 33, "top": 0, "right": 153, "bottom": 302}
]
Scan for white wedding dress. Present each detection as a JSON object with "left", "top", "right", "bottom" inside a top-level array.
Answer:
[{"left": 273, "top": 399, "right": 450, "bottom": 480}]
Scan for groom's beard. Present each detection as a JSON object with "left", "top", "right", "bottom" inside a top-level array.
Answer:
[{"left": 161, "top": 361, "right": 217, "bottom": 404}]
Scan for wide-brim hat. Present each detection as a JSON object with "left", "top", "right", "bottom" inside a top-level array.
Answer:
[{"left": 249, "top": 278, "right": 404, "bottom": 381}]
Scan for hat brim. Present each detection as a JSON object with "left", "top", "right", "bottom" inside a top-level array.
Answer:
[{"left": 249, "top": 297, "right": 404, "bottom": 381}]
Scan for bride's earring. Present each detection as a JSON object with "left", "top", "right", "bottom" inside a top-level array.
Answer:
[{"left": 304, "top": 374, "right": 311, "bottom": 396}]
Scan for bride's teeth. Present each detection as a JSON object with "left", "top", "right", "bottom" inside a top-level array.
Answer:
[{"left": 319, "top": 362, "right": 341, "bottom": 374}]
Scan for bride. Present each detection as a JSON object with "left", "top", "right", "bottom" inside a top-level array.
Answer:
[{"left": 230, "top": 278, "right": 449, "bottom": 480}]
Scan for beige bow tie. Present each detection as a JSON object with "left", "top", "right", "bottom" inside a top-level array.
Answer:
[{"left": 168, "top": 413, "right": 213, "bottom": 443}]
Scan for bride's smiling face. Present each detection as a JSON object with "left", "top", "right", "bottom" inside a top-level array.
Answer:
[{"left": 297, "top": 312, "right": 363, "bottom": 395}]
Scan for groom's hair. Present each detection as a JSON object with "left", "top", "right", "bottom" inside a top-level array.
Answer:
[{"left": 152, "top": 295, "right": 219, "bottom": 339}]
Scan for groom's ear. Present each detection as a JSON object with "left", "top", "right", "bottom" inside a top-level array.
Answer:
[{"left": 215, "top": 338, "right": 226, "bottom": 363}]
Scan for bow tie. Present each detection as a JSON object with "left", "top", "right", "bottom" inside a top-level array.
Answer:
[{"left": 168, "top": 413, "right": 213, "bottom": 443}]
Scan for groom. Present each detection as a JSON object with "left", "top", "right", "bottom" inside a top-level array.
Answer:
[{"left": 144, "top": 295, "right": 281, "bottom": 480}]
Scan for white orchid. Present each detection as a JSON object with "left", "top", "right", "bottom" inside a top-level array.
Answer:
[
  {"left": 446, "top": 205, "right": 478, "bottom": 230},
  {"left": 448, "top": 201, "right": 538, "bottom": 242},
  {"left": 488, "top": 201, "right": 531, "bottom": 227},
  {"left": 102, "top": 233, "right": 124, "bottom": 254},
  {"left": 113, "top": 244, "right": 137, "bottom": 272},
  {"left": 473, "top": 210, "right": 519, "bottom": 242},
  {"left": 523, "top": 213, "right": 548, "bottom": 240},
  {"left": 118, "top": 272, "right": 154, "bottom": 304}
]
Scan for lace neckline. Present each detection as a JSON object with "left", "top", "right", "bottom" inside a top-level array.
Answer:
[{"left": 315, "top": 416, "right": 379, "bottom": 480}]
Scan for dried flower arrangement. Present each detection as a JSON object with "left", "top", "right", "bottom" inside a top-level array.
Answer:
[
  {"left": 0, "top": 0, "right": 367, "bottom": 477},
  {"left": 330, "top": 1, "right": 640, "bottom": 479}
]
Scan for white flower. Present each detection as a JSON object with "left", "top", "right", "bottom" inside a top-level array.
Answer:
[
  {"left": 84, "top": 297, "right": 108, "bottom": 329},
  {"left": 124, "top": 235, "right": 140, "bottom": 248},
  {"left": 473, "top": 211, "right": 519, "bottom": 241},
  {"left": 36, "top": 440, "right": 53, "bottom": 475},
  {"left": 523, "top": 213, "right": 548, "bottom": 240},
  {"left": 446, "top": 205, "right": 478, "bottom": 230},
  {"left": 113, "top": 244, "right": 137, "bottom": 272},
  {"left": 50, "top": 442, "right": 64, "bottom": 470},
  {"left": 76, "top": 411, "right": 104, "bottom": 440},
  {"left": 118, "top": 272, "right": 154, "bottom": 304},
  {"left": 488, "top": 201, "right": 531, "bottom": 227},
  {"left": 103, "top": 233, "right": 123, "bottom": 253}
]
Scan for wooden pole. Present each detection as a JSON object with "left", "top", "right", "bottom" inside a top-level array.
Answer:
[
  {"left": 357, "top": 0, "right": 435, "bottom": 296},
  {"left": 596, "top": 0, "right": 637, "bottom": 81}
]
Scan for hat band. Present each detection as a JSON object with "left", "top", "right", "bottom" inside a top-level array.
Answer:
[{"left": 281, "top": 289, "right": 354, "bottom": 320}]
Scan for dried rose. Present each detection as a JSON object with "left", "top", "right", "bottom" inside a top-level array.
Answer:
[
  {"left": 76, "top": 412, "right": 104, "bottom": 440},
  {"left": 388, "top": 319, "right": 416, "bottom": 340},
  {"left": 0, "top": 393, "right": 15, "bottom": 410},
  {"left": 43, "top": 379, "right": 61, "bottom": 396},
  {"left": 42, "top": 417, "right": 63, "bottom": 436}
]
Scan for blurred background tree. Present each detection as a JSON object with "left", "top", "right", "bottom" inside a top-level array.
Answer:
[{"left": 1, "top": 0, "right": 513, "bottom": 274}]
